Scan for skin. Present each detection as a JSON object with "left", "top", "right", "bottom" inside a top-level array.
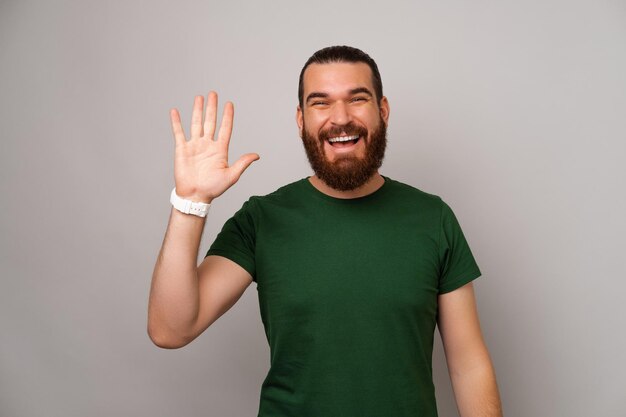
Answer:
[
  {"left": 148, "top": 63, "right": 503, "bottom": 417},
  {"left": 438, "top": 283, "right": 504, "bottom": 416},
  {"left": 148, "top": 92, "right": 258, "bottom": 349},
  {"left": 297, "top": 62, "right": 389, "bottom": 199}
]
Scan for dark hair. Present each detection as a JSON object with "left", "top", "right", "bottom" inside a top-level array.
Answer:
[{"left": 298, "top": 45, "right": 383, "bottom": 108}]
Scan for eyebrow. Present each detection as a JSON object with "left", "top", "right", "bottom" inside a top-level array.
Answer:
[
  {"left": 305, "top": 87, "right": 374, "bottom": 104},
  {"left": 348, "top": 87, "right": 373, "bottom": 97},
  {"left": 305, "top": 92, "right": 329, "bottom": 103}
]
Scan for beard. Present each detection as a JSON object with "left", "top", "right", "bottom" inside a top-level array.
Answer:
[{"left": 300, "top": 118, "right": 388, "bottom": 191}]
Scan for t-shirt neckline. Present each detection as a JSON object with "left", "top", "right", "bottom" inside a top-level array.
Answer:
[{"left": 301, "top": 175, "right": 391, "bottom": 204}]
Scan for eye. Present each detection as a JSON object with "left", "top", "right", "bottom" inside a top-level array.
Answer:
[
  {"left": 351, "top": 96, "right": 368, "bottom": 103},
  {"left": 311, "top": 101, "right": 328, "bottom": 107}
]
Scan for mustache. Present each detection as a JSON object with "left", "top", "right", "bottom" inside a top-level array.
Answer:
[{"left": 318, "top": 122, "right": 368, "bottom": 143}]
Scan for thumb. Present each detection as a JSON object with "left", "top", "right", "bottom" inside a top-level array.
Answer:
[{"left": 229, "top": 153, "right": 260, "bottom": 182}]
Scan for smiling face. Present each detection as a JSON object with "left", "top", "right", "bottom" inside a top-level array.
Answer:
[{"left": 297, "top": 62, "right": 390, "bottom": 191}]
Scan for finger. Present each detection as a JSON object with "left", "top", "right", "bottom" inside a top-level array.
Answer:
[
  {"left": 228, "top": 153, "right": 260, "bottom": 183},
  {"left": 203, "top": 91, "right": 218, "bottom": 140},
  {"left": 217, "top": 101, "right": 234, "bottom": 146},
  {"left": 170, "top": 108, "right": 186, "bottom": 145},
  {"left": 190, "top": 95, "right": 204, "bottom": 139}
]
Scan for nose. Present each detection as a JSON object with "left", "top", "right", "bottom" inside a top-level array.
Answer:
[{"left": 329, "top": 101, "right": 351, "bottom": 126}]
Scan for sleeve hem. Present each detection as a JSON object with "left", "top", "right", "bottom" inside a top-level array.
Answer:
[
  {"left": 438, "top": 268, "right": 482, "bottom": 294},
  {"left": 205, "top": 249, "right": 256, "bottom": 282}
]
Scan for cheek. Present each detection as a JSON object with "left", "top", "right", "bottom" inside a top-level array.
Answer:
[{"left": 303, "top": 112, "right": 329, "bottom": 130}]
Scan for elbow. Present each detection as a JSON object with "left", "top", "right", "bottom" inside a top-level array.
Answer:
[{"left": 147, "top": 324, "right": 193, "bottom": 350}]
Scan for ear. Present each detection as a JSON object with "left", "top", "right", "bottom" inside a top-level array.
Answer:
[
  {"left": 296, "top": 105, "right": 304, "bottom": 138},
  {"left": 379, "top": 96, "right": 390, "bottom": 126}
]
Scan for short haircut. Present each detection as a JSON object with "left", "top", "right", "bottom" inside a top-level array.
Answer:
[{"left": 298, "top": 45, "right": 383, "bottom": 108}]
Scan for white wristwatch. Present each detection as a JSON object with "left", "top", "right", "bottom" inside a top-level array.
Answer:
[{"left": 170, "top": 188, "right": 211, "bottom": 217}]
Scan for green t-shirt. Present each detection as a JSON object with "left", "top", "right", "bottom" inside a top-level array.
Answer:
[{"left": 206, "top": 176, "right": 482, "bottom": 417}]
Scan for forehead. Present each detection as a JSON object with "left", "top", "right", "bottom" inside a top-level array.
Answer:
[{"left": 302, "top": 62, "right": 374, "bottom": 95}]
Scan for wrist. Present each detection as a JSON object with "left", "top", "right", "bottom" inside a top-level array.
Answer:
[
  {"left": 170, "top": 188, "right": 212, "bottom": 217},
  {"left": 173, "top": 187, "right": 213, "bottom": 204},
  {"left": 176, "top": 192, "right": 213, "bottom": 205}
]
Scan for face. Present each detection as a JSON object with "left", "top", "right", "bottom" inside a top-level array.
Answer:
[{"left": 297, "top": 62, "right": 390, "bottom": 191}]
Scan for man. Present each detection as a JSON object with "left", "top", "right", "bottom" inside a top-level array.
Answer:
[{"left": 148, "top": 46, "right": 503, "bottom": 417}]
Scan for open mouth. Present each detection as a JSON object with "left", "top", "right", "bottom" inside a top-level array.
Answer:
[{"left": 327, "top": 135, "right": 361, "bottom": 148}]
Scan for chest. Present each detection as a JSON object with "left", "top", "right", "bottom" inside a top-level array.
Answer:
[{"left": 255, "top": 208, "right": 441, "bottom": 325}]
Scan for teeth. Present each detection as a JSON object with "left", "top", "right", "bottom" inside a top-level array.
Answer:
[{"left": 328, "top": 135, "right": 359, "bottom": 143}]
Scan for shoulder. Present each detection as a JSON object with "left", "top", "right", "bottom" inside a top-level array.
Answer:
[
  {"left": 241, "top": 178, "right": 309, "bottom": 211},
  {"left": 383, "top": 176, "right": 446, "bottom": 211},
  {"left": 385, "top": 177, "right": 440, "bottom": 198}
]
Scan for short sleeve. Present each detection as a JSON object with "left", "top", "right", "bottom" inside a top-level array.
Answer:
[
  {"left": 205, "top": 198, "right": 257, "bottom": 281},
  {"left": 437, "top": 200, "right": 482, "bottom": 293}
]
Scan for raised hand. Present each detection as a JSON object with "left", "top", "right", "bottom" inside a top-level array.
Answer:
[{"left": 170, "top": 91, "right": 259, "bottom": 203}]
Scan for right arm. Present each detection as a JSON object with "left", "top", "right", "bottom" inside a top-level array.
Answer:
[{"left": 147, "top": 92, "right": 259, "bottom": 349}]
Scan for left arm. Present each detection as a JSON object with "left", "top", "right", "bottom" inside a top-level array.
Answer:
[{"left": 437, "top": 282, "right": 503, "bottom": 417}]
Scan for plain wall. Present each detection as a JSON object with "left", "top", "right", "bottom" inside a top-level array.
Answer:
[{"left": 1, "top": 0, "right": 625, "bottom": 416}]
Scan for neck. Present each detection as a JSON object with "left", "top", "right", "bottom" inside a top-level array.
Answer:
[{"left": 308, "top": 172, "right": 385, "bottom": 199}]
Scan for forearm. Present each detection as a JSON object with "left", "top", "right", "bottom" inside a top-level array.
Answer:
[
  {"left": 450, "top": 360, "right": 503, "bottom": 417},
  {"left": 149, "top": 92, "right": 258, "bottom": 347},
  {"left": 147, "top": 207, "right": 208, "bottom": 348}
]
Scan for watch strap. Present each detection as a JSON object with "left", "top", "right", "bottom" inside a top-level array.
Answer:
[{"left": 170, "top": 188, "right": 211, "bottom": 217}]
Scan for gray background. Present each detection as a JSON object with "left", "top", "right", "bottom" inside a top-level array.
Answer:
[{"left": 1, "top": 0, "right": 625, "bottom": 416}]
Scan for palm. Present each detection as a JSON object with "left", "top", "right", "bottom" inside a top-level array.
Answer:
[{"left": 170, "top": 92, "right": 259, "bottom": 202}]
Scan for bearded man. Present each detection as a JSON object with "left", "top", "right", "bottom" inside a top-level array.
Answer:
[{"left": 148, "top": 46, "right": 503, "bottom": 417}]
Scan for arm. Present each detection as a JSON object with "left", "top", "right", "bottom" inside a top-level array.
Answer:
[
  {"left": 148, "top": 209, "right": 253, "bottom": 349},
  {"left": 147, "top": 92, "right": 259, "bottom": 349},
  {"left": 437, "top": 282, "right": 503, "bottom": 417}
]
